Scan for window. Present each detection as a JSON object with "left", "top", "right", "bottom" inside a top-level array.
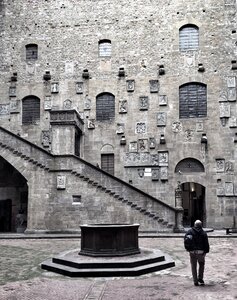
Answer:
[
  {"left": 175, "top": 158, "right": 205, "bottom": 173},
  {"left": 179, "top": 25, "right": 199, "bottom": 51},
  {"left": 99, "top": 40, "right": 111, "bottom": 57},
  {"left": 101, "top": 154, "right": 114, "bottom": 175},
  {"left": 25, "top": 44, "right": 38, "bottom": 60},
  {"left": 96, "top": 93, "right": 115, "bottom": 121},
  {"left": 22, "top": 96, "right": 40, "bottom": 125},
  {"left": 179, "top": 83, "right": 207, "bottom": 119}
]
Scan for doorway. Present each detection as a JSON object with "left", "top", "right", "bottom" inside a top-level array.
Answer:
[{"left": 181, "top": 182, "right": 206, "bottom": 227}]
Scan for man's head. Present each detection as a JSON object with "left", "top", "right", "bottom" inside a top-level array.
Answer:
[{"left": 194, "top": 220, "right": 202, "bottom": 228}]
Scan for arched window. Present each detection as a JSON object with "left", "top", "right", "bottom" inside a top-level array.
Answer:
[
  {"left": 101, "top": 144, "right": 114, "bottom": 175},
  {"left": 175, "top": 158, "right": 205, "bottom": 173},
  {"left": 179, "top": 25, "right": 199, "bottom": 51},
  {"left": 96, "top": 93, "right": 115, "bottom": 121},
  {"left": 22, "top": 96, "right": 40, "bottom": 125},
  {"left": 99, "top": 40, "right": 111, "bottom": 57},
  {"left": 179, "top": 82, "right": 207, "bottom": 119},
  {"left": 25, "top": 44, "right": 38, "bottom": 60}
]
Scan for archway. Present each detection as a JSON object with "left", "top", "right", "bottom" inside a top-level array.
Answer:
[
  {"left": 181, "top": 182, "right": 206, "bottom": 227},
  {"left": 0, "top": 156, "right": 28, "bottom": 233}
]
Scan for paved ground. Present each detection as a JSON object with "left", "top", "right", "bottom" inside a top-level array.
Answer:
[{"left": 0, "top": 232, "right": 236, "bottom": 300}]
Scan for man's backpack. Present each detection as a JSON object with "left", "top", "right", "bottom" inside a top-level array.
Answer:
[{"left": 184, "top": 233, "right": 194, "bottom": 251}]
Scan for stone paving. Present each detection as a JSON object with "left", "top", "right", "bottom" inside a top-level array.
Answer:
[{"left": 0, "top": 233, "right": 236, "bottom": 300}]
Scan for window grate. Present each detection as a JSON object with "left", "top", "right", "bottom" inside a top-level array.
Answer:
[
  {"left": 101, "top": 154, "right": 114, "bottom": 175},
  {"left": 99, "top": 40, "right": 111, "bottom": 57},
  {"left": 22, "top": 97, "right": 40, "bottom": 125},
  {"left": 96, "top": 93, "right": 115, "bottom": 121},
  {"left": 179, "top": 25, "right": 199, "bottom": 52},
  {"left": 175, "top": 158, "right": 205, "bottom": 173},
  {"left": 26, "top": 44, "right": 38, "bottom": 60}
]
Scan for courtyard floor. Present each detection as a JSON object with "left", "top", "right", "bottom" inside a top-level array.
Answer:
[{"left": 0, "top": 232, "right": 236, "bottom": 300}]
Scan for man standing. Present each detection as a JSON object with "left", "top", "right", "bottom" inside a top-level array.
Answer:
[{"left": 184, "top": 220, "right": 210, "bottom": 286}]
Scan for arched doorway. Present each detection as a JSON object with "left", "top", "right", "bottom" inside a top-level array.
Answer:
[
  {"left": 0, "top": 156, "right": 28, "bottom": 233},
  {"left": 181, "top": 182, "right": 206, "bottom": 227}
]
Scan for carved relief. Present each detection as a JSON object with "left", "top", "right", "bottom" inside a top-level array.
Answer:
[
  {"left": 119, "top": 100, "right": 128, "bottom": 113},
  {"left": 88, "top": 119, "right": 95, "bottom": 129},
  {"left": 158, "top": 151, "right": 169, "bottom": 166},
  {"left": 138, "top": 168, "right": 145, "bottom": 178},
  {"left": 116, "top": 123, "right": 125, "bottom": 134},
  {"left": 216, "top": 159, "right": 225, "bottom": 172},
  {"left": 159, "top": 95, "right": 167, "bottom": 106},
  {"left": 126, "top": 80, "right": 135, "bottom": 92},
  {"left": 64, "top": 99, "right": 72, "bottom": 109},
  {"left": 0, "top": 104, "right": 10, "bottom": 115},
  {"left": 44, "top": 96, "right": 52, "bottom": 110},
  {"left": 42, "top": 130, "right": 51, "bottom": 147},
  {"left": 227, "top": 76, "right": 236, "bottom": 88},
  {"left": 65, "top": 62, "right": 74, "bottom": 74},
  {"left": 184, "top": 129, "right": 194, "bottom": 141},
  {"left": 139, "top": 96, "right": 149, "bottom": 110},
  {"left": 149, "top": 137, "right": 156, "bottom": 149},
  {"left": 157, "top": 112, "right": 166, "bottom": 126},
  {"left": 51, "top": 82, "right": 59, "bottom": 93},
  {"left": 229, "top": 117, "right": 237, "bottom": 128},
  {"left": 10, "top": 100, "right": 20, "bottom": 113},
  {"left": 225, "top": 182, "right": 234, "bottom": 196},
  {"left": 149, "top": 80, "right": 159, "bottom": 93},
  {"left": 219, "top": 102, "right": 230, "bottom": 118},
  {"left": 151, "top": 168, "right": 159, "bottom": 181},
  {"left": 138, "top": 139, "right": 148, "bottom": 152},
  {"left": 225, "top": 161, "right": 234, "bottom": 173},
  {"left": 219, "top": 91, "right": 228, "bottom": 102},
  {"left": 227, "top": 88, "right": 236, "bottom": 101},
  {"left": 135, "top": 122, "right": 146, "bottom": 134},
  {"left": 151, "top": 154, "right": 159, "bottom": 166},
  {"left": 217, "top": 187, "right": 225, "bottom": 196},
  {"left": 129, "top": 141, "right": 138, "bottom": 152},
  {"left": 172, "top": 121, "right": 182, "bottom": 133},
  {"left": 9, "top": 86, "right": 16, "bottom": 97},
  {"left": 84, "top": 96, "right": 91, "bottom": 110},
  {"left": 76, "top": 82, "right": 83, "bottom": 94},
  {"left": 160, "top": 166, "right": 168, "bottom": 180},
  {"left": 57, "top": 175, "right": 66, "bottom": 190},
  {"left": 196, "top": 122, "right": 204, "bottom": 132},
  {"left": 140, "top": 153, "right": 150, "bottom": 163}
]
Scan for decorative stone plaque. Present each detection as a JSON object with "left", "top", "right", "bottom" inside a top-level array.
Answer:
[
  {"left": 160, "top": 166, "right": 168, "bottom": 180},
  {"left": 225, "top": 161, "right": 234, "bottom": 173},
  {"left": 0, "top": 104, "right": 10, "bottom": 115},
  {"left": 51, "top": 82, "right": 59, "bottom": 93},
  {"left": 149, "top": 80, "right": 159, "bottom": 93},
  {"left": 196, "top": 122, "right": 204, "bottom": 132},
  {"left": 219, "top": 102, "right": 230, "bottom": 118},
  {"left": 139, "top": 96, "right": 149, "bottom": 110},
  {"left": 119, "top": 100, "right": 127, "bottom": 113},
  {"left": 137, "top": 168, "right": 145, "bottom": 178},
  {"left": 129, "top": 141, "right": 138, "bottom": 152},
  {"left": 135, "top": 122, "right": 146, "bottom": 134},
  {"left": 157, "top": 112, "right": 166, "bottom": 127},
  {"left": 116, "top": 123, "right": 125, "bottom": 134},
  {"left": 44, "top": 96, "right": 52, "bottom": 110},
  {"left": 88, "top": 119, "right": 95, "bottom": 129},
  {"left": 84, "top": 97, "right": 91, "bottom": 110},
  {"left": 65, "top": 62, "right": 74, "bottom": 74},
  {"left": 138, "top": 139, "right": 148, "bottom": 152},
  {"left": 227, "top": 88, "right": 236, "bottom": 101},
  {"left": 10, "top": 100, "right": 20, "bottom": 113},
  {"left": 57, "top": 175, "right": 66, "bottom": 190},
  {"left": 216, "top": 159, "right": 225, "bottom": 172},
  {"left": 217, "top": 187, "right": 225, "bottom": 196},
  {"left": 151, "top": 168, "right": 159, "bottom": 181},
  {"left": 227, "top": 76, "right": 236, "bottom": 88},
  {"left": 184, "top": 129, "right": 194, "bottom": 142},
  {"left": 172, "top": 121, "right": 182, "bottom": 133},
  {"left": 42, "top": 130, "right": 51, "bottom": 147},
  {"left": 229, "top": 117, "right": 237, "bottom": 128},
  {"left": 149, "top": 137, "right": 156, "bottom": 149},
  {"left": 76, "top": 82, "right": 83, "bottom": 94},
  {"left": 225, "top": 182, "right": 234, "bottom": 196},
  {"left": 159, "top": 95, "right": 167, "bottom": 106},
  {"left": 219, "top": 91, "right": 228, "bottom": 102},
  {"left": 64, "top": 99, "right": 72, "bottom": 109},
  {"left": 158, "top": 151, "right": 169, "bottom": 166},
  {"left": 9, "top": 86, "right": 16, "bottom": 97},
  {"left": 151, "top": 154, "right": 159, "bottom": 165},
  {"left": 126, "top": 80, "right": 135, "bottom": 92}
]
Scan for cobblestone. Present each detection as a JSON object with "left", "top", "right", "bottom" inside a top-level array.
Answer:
[{"left": 0, "top": 236, "right": 236, "bottom": 300}]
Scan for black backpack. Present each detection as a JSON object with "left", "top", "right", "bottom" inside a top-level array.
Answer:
[{"left": 184, "top": 232, "right": 194, "bottom": 251}]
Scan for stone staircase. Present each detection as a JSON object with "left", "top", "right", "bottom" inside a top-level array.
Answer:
[{"left": 0, "top": 126, "right": 179, "bottom": 232}]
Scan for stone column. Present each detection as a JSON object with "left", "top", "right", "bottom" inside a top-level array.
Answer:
[{"left": 174, "top": 181, "right": 184, "bottom": 232}]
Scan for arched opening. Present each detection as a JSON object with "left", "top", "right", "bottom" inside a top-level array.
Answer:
[
  {"left": 0, "top": 156, "right": 28, "bottom": 233},
  {"left": 101, "top": 144, "right": 114, "bottom": 175},
  {"left": 181, "top": 182, "right": 206, "bottom": 227}
]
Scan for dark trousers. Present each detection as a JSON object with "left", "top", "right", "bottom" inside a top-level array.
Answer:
[{"left": 189, "top": 252, "right": 205, "bottom": 283}]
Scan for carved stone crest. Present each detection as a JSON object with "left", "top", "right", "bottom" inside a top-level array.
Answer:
[
  {"left": 126, "top": 80, "right": 135, "bottom": 92},
  {"left": 151, "top": 168, "right": 159, "bottom": 181},
  {"left": 57, "top": 175, "right": 66, "bottom": 190},
  {"left": 64, "top": 99, "right": 72, "bottom": 109},
  {"left": 159, "top": 95, "right": 167, "bottom": 106},
  {"left": 119, "top": 100, "right": 127, "bottom": 113},
  {"left": 10, "top": 100, "right": 20, "bottom": 113},
  {"left": 135, "top": 122, "right": 146, "bottom": 134},
  {"left": 129, "top": 141, "right": 138, "bottom": 152},
  {"left": 219, "top": 102, "right": 230, "bottom": 118},
  {"left": 84, "top": 96, "right": 91, "bottom": 110},
  {"left": 51, "top": 82, "right": 59, "bottom": 93},
  {"left": 172, "top": 121, "right": 182, "bottom": 133},
  {"left": 139, "top": 96, "right": 149, "bottom": 110},
  {"left": 216, "top": 159, "right": 225, "bottom": 172},
  {"left": 42, "top": 130, "right": 51, "bottom": 147},
  {"left": 149, "top": 80, "right": 159, "bottom": 93},
  {"left": 116, "top": 123, "right": 125, "bottom": 134},
  {"left": 0, "top": 104, "right": 10, "bottom": 115},
  {"left": 138, "top": 168, "right": 145, "bottom": 178},
  {"left": 149, "top": 138, "right": 156, "bottom": 149},
  {"left": 76, "top": 82, "right": 83, "bottom": 94},
  {"left": 138, "top": 139, "right": 148, "bottom": 152},
  {"left": 157, "top": 112, "right": 166, "bottom": 126}
]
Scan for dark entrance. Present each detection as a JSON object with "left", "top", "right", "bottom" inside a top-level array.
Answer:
[
  {"left": 181, "top": 182, "right": 206, "bottom": 227},
  {"left": 0, "top": 156, "right": 28, "bottom": 232}
]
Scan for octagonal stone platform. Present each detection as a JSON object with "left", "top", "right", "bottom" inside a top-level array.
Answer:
[{"left": 41, "top": 248, "right": 175, "bottom": 277}]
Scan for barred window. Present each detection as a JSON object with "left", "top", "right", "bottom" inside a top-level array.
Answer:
[
  {"left": 179, "top": 25, "right": 199, "bottom": 51},
  {"left": 96, "top": 93, "right": 115, "bottom": 121},
  {"left": 175, "top": 158, "right": 205, "bottom": 173},
  {"left": 22, "top": 96, "right": 40, "bottom": 125},
  {"left": 101, "top": 154, "right": 114, "bottom": 175},
  {"left": 99, "top": 40, "right": 111, "bottom": 57},
  {"left": 179, "top": 83, "right": 207, "bottom": 119},
  {"left": 25, "top": 44, "right": 38, "bottom": 60}
]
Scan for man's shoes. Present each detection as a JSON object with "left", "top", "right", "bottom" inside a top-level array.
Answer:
[
  {"left": 194, "top": 282, "right": 199, "bottom": 286},
  {"left": 198, "top": 279, "right": 205, "bottom": 285}
]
